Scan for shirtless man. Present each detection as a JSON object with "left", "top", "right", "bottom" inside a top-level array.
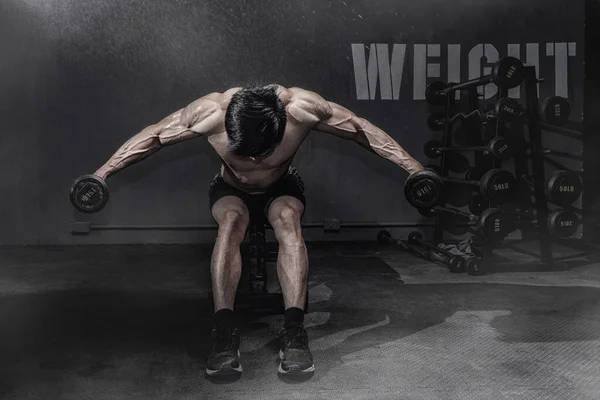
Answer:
[{"left": 90, "top": 85, "right": 425, "bottom": 377}]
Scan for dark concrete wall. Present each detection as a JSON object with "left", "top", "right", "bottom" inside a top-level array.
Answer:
[{"left": 0, "top": 0, "right": 584, "bottom": 245}]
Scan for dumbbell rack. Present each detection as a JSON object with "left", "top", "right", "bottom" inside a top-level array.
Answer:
[
  {"left": 431, "top": 83, "right": 512, "bottom": 265},
  {"left": 427, "top": 65, "right": 565, "bottom": 271}
]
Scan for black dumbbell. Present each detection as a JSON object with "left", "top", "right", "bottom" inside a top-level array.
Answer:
[
  {"left": 449, "top": 168, "right": 515, "bottom": 204},
  {"left": 540, "top": 96, "right": 572, "bottom": 127},
  {"left": 495, "top": 97, "right": 581, "bottom": 139},
  {"left": 70, "top": 175, "right": 110, "bottom": 213},
  {"left": 509, "top": 209, "right": 581, "bottom": 239},
  {"left": 418, "top": 206, "right": 509, "bottom": 242},
  {"left": 468, "top": 194, "right": 487, "bottom": 216},
  {"left": 426, "top": 57, "right": 525, "bottom": 105},
  {"left": 464, "top": 258, "right": 483, "bottom": 276},
  {"left": 545, "top": 171, "right": 582, "bottom": 206},
  {"left": 377, "top": 230, "right": 466, "bottom": 273},
  {"left": 547, "top": 210, "right": 581, "bottom": 238},
  {"left": 405, "top": 168, "right": 516, "bottom": 209},
  {"left": 424, "top": 137, "right": 513, "bottom": 161},
  {"left": 522, "top": 171, "right": 583, "bottom": 206},
  {"left": 407, "top": 232, "right": 468, "bottom": 273},
  {"left": 424, "top": 165, "right": 472, "bottom": 207},
  {"left": 407, "top": 232, "right": 467, "bottom": 273},
  {"left": 404, "top": 169, "right": 445, "bottom": 209}
]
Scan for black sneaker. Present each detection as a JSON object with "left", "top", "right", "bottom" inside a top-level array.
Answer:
[
  {"left": 205, "top": 326, "right": 242, "bottom": 377},
  {"left": 278, "top": 325, "right": 315, "bottom": 375}
]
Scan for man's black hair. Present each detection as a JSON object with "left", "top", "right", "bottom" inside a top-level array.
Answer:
[{"left": 225, "top": 85, "right": 287, "bottom": 157}]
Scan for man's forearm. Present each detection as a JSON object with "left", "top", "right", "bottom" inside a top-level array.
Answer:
[
  {"left": 356, "top": 119, "right": 424, "bottom": 174},
  {"left": 94, "top": 132, "right": 161, "bottom": 180}
]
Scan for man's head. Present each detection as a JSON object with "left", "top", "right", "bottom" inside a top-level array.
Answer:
[{"left": 225, "top": 85, "right": 287, "bottom": 158}]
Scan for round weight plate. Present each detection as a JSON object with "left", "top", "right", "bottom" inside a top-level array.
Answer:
[
  {"left": 469, "top": 194, "right": 487, "bottom": 216},
  {"left": 546, "top": 171, "right": 582, "bottom": 206},
  {"left": 478, "top": 208, "right": 508, "bottom": 242},
  {"left": 494, "top": 98, "right": 522, "bottom": 123},
  {"left": 488, "top": 137, "right": 513, "bottom": 161},
  {"left": 541, "top": 96, "right": 571, "bottom": 126},
  {"left": 408, "top": 231, "right": 423, "bottom": 243},
  {"left": 466, "top": 258, "right": 482, "bottom": 275},
  {"left": 424, "top": 140, "right": 443, "bottom": 159},
  {"left": 449, "top": 256, "right": 466, "bottom": 273},
  {"left": 548, "top": 210, "right": 580, "bottom": 238},
  {"left": 405, "top": 170, "right": 444, "bottom": 209},
  {"left": 70, "top": 175, "right": 109, "bottom": 213},
  {"left": 491, "top": 57, "right": 525, "bottom": 89},
  {"left": 427, "top": 112, "right": 446, "bottom": 131},
  {"left": 480, "top": 169, "right": 516, "bottom": 204},
  {"left": 377, "top": 230, "right": 392, "bottom": 244},
  {"left": 425, "top": 81, "right": 450, "bottom": 105}
]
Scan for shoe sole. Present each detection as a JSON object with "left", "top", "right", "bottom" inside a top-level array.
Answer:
[
  {"left": 278, "top": 350, "right": 315, "bottom": 375},
  {"left": 205, "top": 350, "right": 243, "bottom": 377}
]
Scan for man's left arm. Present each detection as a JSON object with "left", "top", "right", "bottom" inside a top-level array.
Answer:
[{"left": 296, "top": 91, "right": 424, "bottom": 174}]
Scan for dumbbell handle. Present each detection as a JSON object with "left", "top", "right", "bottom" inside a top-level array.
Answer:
[
  {"left": 442, "top": 176, "right": 482, "bottom": 188},
  {"left": 433, "top": 145, "right": 495, "bottom": 154},
  {"left": 440, "top": 75, "right": 494, "bottom": 95},
  {"left": 428, "top": 205, "right": 478, "bottom": 221}
]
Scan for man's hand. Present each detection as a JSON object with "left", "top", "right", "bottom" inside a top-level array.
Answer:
[
  {"left": 94, "top": 94, "right": 224, "bottom": 180},
  {"left": 288, "top": 88, "right": 424, "bottom": 175}
]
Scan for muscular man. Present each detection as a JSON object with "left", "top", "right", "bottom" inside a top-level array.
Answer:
[{"left": 92, "top": 85, "right": 424, "bottom": 377}]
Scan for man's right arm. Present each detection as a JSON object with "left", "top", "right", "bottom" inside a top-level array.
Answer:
[{"left": 94, "top": 95, "right": 224, "bottom": 180}]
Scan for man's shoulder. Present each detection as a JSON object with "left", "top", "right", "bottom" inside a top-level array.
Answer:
[{"left": 285, "top": 87, "right": 332, "bottom": 122}]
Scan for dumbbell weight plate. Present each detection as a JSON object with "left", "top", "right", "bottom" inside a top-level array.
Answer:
[
  {"left": 541, "top": 96, "right": 571, "bottom": 127},
  {"left": 469, "top": 195, "right": 487, "bottom": 216},
  {"left": 466, "top": 258, "right": 483, "bottom": 275},
  {"left": 408, "top": 231, "right": 424, "bottom": 242},
  {"left": 427, "top": 113, "right": 446, "bottom": 131},
  {"left": 70, "top": 175, "right": 109, "bottom": 213},
  {"left": 477, "top": 208, "right": 509, "bottom": 242},
  {"left": 480, "top": 169, "right": 515, "bottom": 204},
  {"left": 494, "top": 98, "right": 522, "bottom": 123},
  {"left": 425, "top": 81, "right": 450, "bottom": 105},
  {"left": 449, "top": 256, "right": 466, "bottom": 273},
  {"left": 546, "top": 171, "right": 582, "bottom": 206},
  {"left": 488, "top": 137, "right": 513, "bottom": 161},
  {"left": 405, "top": 169, "right": 444, "bottom": 209},
  {"left": 547, "top": 210, "right": 580, "bottom": 238},
  {"left": 377, "top": 230, "right": 393, "bottom": 244},
  {"left": 490, "top": 57, "right": 525, "bottom": 89},
  {"left": 424, "top": 140, "right": 443, "bottom": 159}
]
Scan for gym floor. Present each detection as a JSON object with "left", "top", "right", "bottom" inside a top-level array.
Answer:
[{"left": 1, "top": 241, "right": 599, "bottom": 400}]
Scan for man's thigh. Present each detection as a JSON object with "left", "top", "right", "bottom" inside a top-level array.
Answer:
[
  {"left": 264, "top": 167, "right": 307, "bottom": 220},
  {"left": 208, "top": 174, "right": 250, "bottom": 223}
]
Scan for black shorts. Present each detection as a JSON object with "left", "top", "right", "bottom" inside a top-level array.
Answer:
[{"left": 208, "top": 167, "right": 306, "bottom": 222}]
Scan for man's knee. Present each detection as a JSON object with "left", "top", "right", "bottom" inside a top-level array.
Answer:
[
  {"left": 268, "top": 198, "right": 304, "bottom": 244},
  {"left": 213, "top": 200, "right": 250, "bottom": 240}
]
